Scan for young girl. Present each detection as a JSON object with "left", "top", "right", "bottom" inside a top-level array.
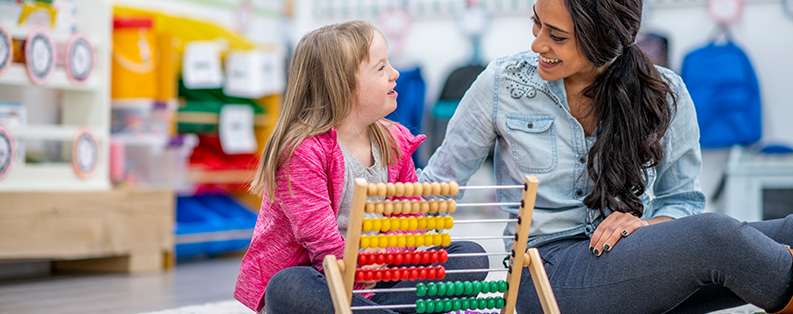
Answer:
[{"left": 235, "top": 21, "right": 487, "bottom": 314}]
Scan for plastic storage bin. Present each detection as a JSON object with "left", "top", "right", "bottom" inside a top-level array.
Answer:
[{"left": 175, "top": 193, "right": 257, "bottom": 258}]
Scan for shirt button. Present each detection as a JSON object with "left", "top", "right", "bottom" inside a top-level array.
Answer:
[
  {"left": 576, "top": 189, "right": 584, "bottom": 196},
  {"left": 579, "top": 157, "right": 586, "bottom": 164},
  {"left": 585, "top": 227, "right": 591, "bottom": 232},
  {"left": 527, "top": 123, "right": 534, "bottom": 129}
]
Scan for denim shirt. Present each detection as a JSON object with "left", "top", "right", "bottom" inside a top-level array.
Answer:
[{"left": 417, "top": 51, "right": 705, "bottom": 250}]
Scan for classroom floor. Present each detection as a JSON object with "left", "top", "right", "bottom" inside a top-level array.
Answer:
[{"left": 0, "top": 162, "right": 764, "bottom": 314}]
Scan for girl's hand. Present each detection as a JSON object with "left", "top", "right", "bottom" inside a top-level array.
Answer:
[
  {"left": 589, "top": 212, "right": 647, "bottom": 257},
  {"left": 359, "top": 248, "right": 387, "bottom": 289}
]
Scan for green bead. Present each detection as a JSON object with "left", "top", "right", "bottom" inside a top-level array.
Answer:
[
  {"left": 452, "top": 299, "right": 461, "bottom": 311},
  {"left": 427, "top": 283, "right": 437, "bottom": 296},
  {"left": 416, "top": 283, "right": 427, "bottom": 297},
  {"left": 446, "top": 282, "right": 456, "bottom": 296},
  {"left": 463, "top": 281, "right": 473, "bottom": 295},
  {"left": 415, "top": 300, "right": 426, "bottom": 313},
  {"left": 487, "top": 297, "right": 496, "bottom": 309},
  {"left": 499, "top": 280, "right": 509, "bottom": 293},
  {"left": 495, "top": 297, "right": 505, "bottom": 309},
  {"left": 461, "top": 297, "right": 470, "bottom": 310},
  {"left": 481, "top": 281, "right": 490, "bottom": 293},
  {"left": 472, "top": 281, "right": 482, "bottom": 294},
  {"left": 425, "top": 299, "right": 435, "bottom": 313},
  {"left": 454, "top": 281, "right": 464, "bottom": 295},
  {"left": 437, "top": 282, "right": 447, "bottom": 296},
  {"left": 490, "top": 281, "right": 500, "bottom": 293},
  {"left": 435, "top": 299, "right": 444, "bottom": 311},
  {"left": 479, "top": 298, "right": 488, "bottom": 310},
  {"left": 443, "top": 298, "right": 452, "bottom": 312}
]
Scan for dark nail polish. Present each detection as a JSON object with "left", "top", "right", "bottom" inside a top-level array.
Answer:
[
  {"left": 590, "top": 246, "right": 594, "bottom": 253},
  {"left": 593, "top": 248, "right": 600, "bottom": 256},
  {"left": 622, "top": 230, "right": 628, "bottom": 236},
  {"left": 604, "top": 244, "right": 610, "bottom": 251}
]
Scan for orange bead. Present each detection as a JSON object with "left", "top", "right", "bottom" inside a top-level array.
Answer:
[
  {"left": 422, "top": 182, "right": 432, "bottom": 196},
  {"left": 384, "top": 201, "right": 394, "bottom": 215},
  {"left": 404, "top": 182, "right": 415, "bottom": 196},
  {"left": 411, "top": 200, "right": 421, "bottom": 214},
  {"left": 375, "top": 203, "right": 384, "bottom": 215},
  {"left": 429, "top": 199, "right": 439, "bottom": 213},
  {"left": 438, "top": 200, "right": 448, "bottom": 213},
  {"left": 365, "top": 202, "right": 375, "bottom": 214},
  {"left": 368, "top": 184, "right": 378, "bottom": 197},
  {"left": 420, "top": 201, "right": 430, "bottom": 214},
  {"left": 448, "top": 181, "right": 459, "bottom": 196},
  {"left": 413, "top": 182, "right": 423, "bottom": 196},
  {"left": 440, "top": 182, "right": 450, "bottom": 195},
  {"left": 447, "top": 199, "right": 457, "bottom": 213},
  {"left": 386, "top": 183, "right": 396, "bottom": 197},
  {"left": 394, "top": 182, "right": 405, "bottom": 197},
  {"left": 431, "top": 182, "right": 441, "bottom": 195},
  {"left": 376, "top": 183, "right": 387, "bottom": 197},
  {"left": 392, "top": 201, "right": 403, "bottom": 215}
]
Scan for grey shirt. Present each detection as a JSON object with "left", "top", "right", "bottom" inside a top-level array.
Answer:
[{"left": 337, "top": 141, "right": 388, "bottom": 237}]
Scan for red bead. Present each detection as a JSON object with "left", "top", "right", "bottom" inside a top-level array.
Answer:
[
  {"left": 436, "top": 266, "right": 446, "bottom": 280},
  {"left": 355, "top": 270, "right": 365, "bottom": 282},
  {"left": 382, "top": 268, "right": 392, "bottom": 282},
  {"left": 358, "top": 254, "right": 367, "bottom": 266},
  {"left": 418, "top": 268, "right": 428, "bottom": 280},
  {"left": 413, "top": 251, "right": 423, "bottom": 264},
  {"left": 365, "top": 270, "right": 374, "bottom": 282},
  {"left": 385, "top": 253, "right": 394, "bottom": 265},
  {"left": 427, "top": 267, "right": 437, "bottom": 280},
  {"left": 393, "top": 253, "right": 404, "bottom": 266},
  {"left": 410, "top": 268, "right": 419, "bottom": 281},
  {"left": 438, "top": 249, "right": 449, "bottom": 263},
  {"left": 376, "top": 253, "right": 385, "bottom": 265},
  {"left": 430, "top": 250, "right": 439, "bottom": 264},
  {"left": 401, "top": 267, "right": 411, "bottom": 281},
  {"left": 421, "top": 251, "right": 431, "bottom": 264},
  {"left": 374, "top": 269, "right": 383, "bottom": 282}
]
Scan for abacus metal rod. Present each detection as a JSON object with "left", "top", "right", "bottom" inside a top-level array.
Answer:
[
  {"left": 446, "top": 268, "right": 508, "bottom": 273},
  {"left": 350, "top": 304, "right": 416, "bottom": 310},
  {"left": 459, "top": 184, "right": 524, "bottom": 190},
  {"left": 456, "top": 202, "right": 521, "bottom": 207},
  {"left": 354, "top": 287, "right": 417, "bottom": 294},
  {"left": 451, "top": 235, "right": 513, "bottom": 241},
  {"left": 454, "top": 219, "right": 518, "bottom": 224},
  {"left": 448, "top": 251, "right": 510, "bottom": 258}
]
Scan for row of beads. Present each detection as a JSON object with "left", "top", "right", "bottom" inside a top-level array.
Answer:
[
  {"left": 363, "top": 216, "right": 454, "bottom": 233},
  {"left": 415, "top": 297, "right": 506, "bottom": 313},
  {"left": 415, "top": 280, "right": 508, "bottom": 297},
  {"left": 367, "top": 182, "right": 460, "bottom": 198},
  {"left": 357, "top": 249, "right": 449, "bottom": 266},
  {"left": 365, "top": 199, "right": 457, "bottom": 215},
  {"left": 360, "top": 233, "right": 451, "bottom": 249},
  {"left": 354, "top": 265, "right": 446, "bottom": 282}
]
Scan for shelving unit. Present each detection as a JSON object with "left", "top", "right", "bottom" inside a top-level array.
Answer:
[{"left": 0, "top": 0, "right": 173, "bottom": 273}]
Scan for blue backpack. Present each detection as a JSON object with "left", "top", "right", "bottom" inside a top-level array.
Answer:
[{"left": 680, "top": 40, "right": 761, "bottom": 148}]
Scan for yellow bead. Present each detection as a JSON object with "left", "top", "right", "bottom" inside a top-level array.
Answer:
[
  {"left": 422, "top": 182, "right": 432, "bottom": 196},
  {"left": 386, "top": 183, "right": 396, "bottom": 197},
  {"left": 368, "top": 235, "right": 378, "bottom": 248},
  {"left": 445, "top": 216, "right": 454, "bottom": 229},
  {"left": 391, "top": 218, "right": 400, "bottom": 232},
  {"left": 360, "top": 236, "right": 370, "bottom": 248},
  {"left": 368, "top": 184, "right": 378, "bottom": 197},
  {"left": 393, "top": 201, "right": 403, "bottom": 215},
  {"left": 362, "top": 218, "right": 372, "bottom": 232},
  {"left": 433, "top": 233, "right": 443, "bottom": 246},
  {"left": 377, "top": 183, "right": 387, "bottom": 197},
  {"left": 406, "top": 234, "right": 416, "bottom": 248},
  {"left": 435, "top": 216, "right": 445, "bottom": 231},
  {"left": 413, "top": 182, "right": 423, "bottom": 196},
  {"left": 396, "top": 234, "right": 406, "bottom": 248},
  {"left": 408, "top": 217, "right": 418, "bottom": 231},
  {"left": 415, "top": 233, "right": 424, "bottom": 247},
  {"left": 438, "top": 200, "right": 448, "bottom": 213},
  {"left": 440, "top": 182, "right": 450, "bottom": 195},
  {"left": 449, "top": 181, "right": 459, "bottom": 196},
  {"left": 429, "top": 200, "right": 439, "bottom": 213},
  {"left": 404, "top": 182, "right": 415, "bottom": 196},
  {"left": 399, "top": 217, "right": 409, "bottom": 231},
  {"left": 442, "top": 233, "right": 451, "bottom": 247},
  {"left": 381, "top": 219, "right": 391, "bottom": 233},
  {"left": 375, "top": 203, "right": 384, "bottom": 215},
  {"left": 425, "top": 233, "right": 434, "bottom": 246},
  {"left": 447, "top": 199, "right": 457, "bottom": 213},
  {"left": 388, "top": 234, "right": 397, "bottom": 248},
  {"left": 378, "top": 234, "right": 388, "bottom": 248},
  {"left": 420, "top": 201, "right": 430, "bottom": 214},
  {"left": 426, "top": 217, "right": 436, "bottom": 231},
  {"left": 372, "top": 218, "right": 382, "bottom": 232},
  {"left": 394, "top": 182, "right": 405, "bottom": 197},
  {"left": 417, "top": 217, "right": 427, "bottom": 230},
  {"left": 431, "top": 182, "right": 441, "bottom": 195},
  {"left": 384, "top": 201, "right": 394, "bottom": 215},
  {"left": 365, "top": 202, "right": 375, "bottom": 214}
]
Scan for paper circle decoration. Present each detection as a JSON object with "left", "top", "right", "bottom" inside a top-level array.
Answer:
[
  {"left": 707, "top": 0, "right": 743, "bottom": 25},
  {"left": 0, "top": 22, "right": 12, "bottom": 77},
  {"left": 72, "top": 127, "right": 99, "bottom": 179},
  {"left": 25, "top": 27, "right": 56, "bottom": 85},
  {"left": 0, "top": 125, "right": 14, "bottom": 181},
  {"left": 65, "top": 32, "right": 95, "bottom": 84}
]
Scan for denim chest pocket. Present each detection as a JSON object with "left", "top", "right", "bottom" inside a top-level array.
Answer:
[{"left": 505, "top": 115, "right": 557, "bottom": 173}]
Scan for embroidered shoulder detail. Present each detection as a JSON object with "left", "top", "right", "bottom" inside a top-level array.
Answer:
[{"left": 503, "top": 56, "right": 557, "bottom": 103}]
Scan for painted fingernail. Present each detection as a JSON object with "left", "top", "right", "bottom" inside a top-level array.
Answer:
[
  {"left": 590, "top": 246, "right": 594, "bottom": 253},
  {"left": 622, "top": 230, "right": 628, "bottom": 236},
  {"left": 604, "top": 243, "right": 610, "bottom": 251},
  {"left": 593, "top": 248, "right": 600, "bottom": 256}
]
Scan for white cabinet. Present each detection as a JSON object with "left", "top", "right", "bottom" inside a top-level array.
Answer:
[{"left": 0, "top": 0, "right": 111, "bottom": 191}]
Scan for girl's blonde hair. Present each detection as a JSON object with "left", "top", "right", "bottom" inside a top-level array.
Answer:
[{"left": 250, "top": 20, "right": 401, "bottom": 201}]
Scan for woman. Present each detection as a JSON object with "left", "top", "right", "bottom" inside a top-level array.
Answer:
[{"left": 418, "top": 0, "right": 793, "bottom": 312}]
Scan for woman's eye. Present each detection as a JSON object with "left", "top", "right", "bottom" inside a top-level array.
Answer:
[{"left": 550, "top": 34, "right": 566, "bottom": 42}]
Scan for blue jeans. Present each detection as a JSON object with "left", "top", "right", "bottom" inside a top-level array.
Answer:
[
  {"left": 517, "top": 213, "right": 793, "bottom": 314},
  {"left": 264, "top": 241, "right": 489, "bottom": 314}
]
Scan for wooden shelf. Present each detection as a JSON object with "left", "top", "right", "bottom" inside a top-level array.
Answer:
[{"left": 0, "top": 63, "right": 101, "bottom": 91}]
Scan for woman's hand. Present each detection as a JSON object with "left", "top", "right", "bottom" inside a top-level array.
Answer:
[
  {"left": 359, "top": 248, "right": 387, "bottom": 289},
  {"left": 589, "top": 212, "right": 672, "bottom": 256}
]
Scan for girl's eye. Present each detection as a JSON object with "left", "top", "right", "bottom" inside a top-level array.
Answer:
[{"left": 378, "top": 66, "right": 385, "bottom": 71}]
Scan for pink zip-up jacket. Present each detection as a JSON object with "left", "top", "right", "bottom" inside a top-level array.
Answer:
[{"left": 234, "top": 122, "right": 426, "bottom": 312}]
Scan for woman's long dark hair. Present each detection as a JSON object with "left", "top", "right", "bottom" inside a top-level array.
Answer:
[{"left": 566, "top": 0, "right": 675, "bottom": 217}]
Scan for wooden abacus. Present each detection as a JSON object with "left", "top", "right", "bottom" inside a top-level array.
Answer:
[{"left": 323, "top": 175, "right": 560, "bottom": 314}]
